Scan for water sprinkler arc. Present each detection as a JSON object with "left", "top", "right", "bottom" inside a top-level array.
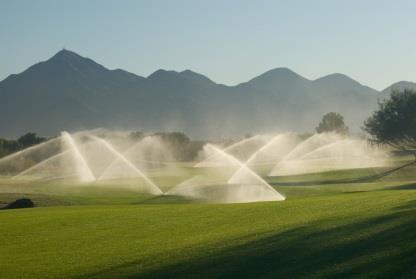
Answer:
[
  {"left": 61, "top": 131, "right": 96, "bottom": 182},
  {"left": 268, "top": 133, "right": 340, "bottom": 176},
  {"left": 194, "top": 135, "right": 267, "bottom": 168},
  {"left": 0, "top": 137, "right": 60, "bottom": 164},
  {"left": 297, "top": 139, "right": 350, "bottom": 160},
  {"left": 206, "top": 144, "right": 285, "bottom": 200},
  {"left": 90, "top": 135, "right": 163, "bottom": 195},
  {"left": 12, "top": 150, "right": 70, "bottom": 179},
  {"left": 96, "top": 138, "right": 173, "bottom": 181},
  {"left": 228, "top": 134, "right": 285, "bottom": 182}
]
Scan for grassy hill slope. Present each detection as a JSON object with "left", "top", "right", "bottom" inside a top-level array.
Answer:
[{"left": 1, "top": 185, "right": 416, "bottom": 278}]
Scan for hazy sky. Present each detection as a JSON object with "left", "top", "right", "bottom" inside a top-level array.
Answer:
[{"left": 1, "top": 0, "right": 415, "bottom": 90}]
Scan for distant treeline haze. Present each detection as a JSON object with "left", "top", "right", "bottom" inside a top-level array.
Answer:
[{"left": 0, "top": 131, "right": 205, "bottom": 162}]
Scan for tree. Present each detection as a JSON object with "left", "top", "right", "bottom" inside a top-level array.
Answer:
[
  {"left": 364, "top": 89, "right": 416, "bottom": 157},
  {"left": 316, "top": 112, "right": 349, "bottom": 134},
  {"left": 155, "top": 132, "right": 191, "bottom": 147},
  {"left": 17, "top": 133, "right": 46, "bottom": 148},
  {"left": 0, "top": 138, "right": 20, "bottom": 158},
  {"left": 153, "top": 132, "right": 203, "bottom": 161}
]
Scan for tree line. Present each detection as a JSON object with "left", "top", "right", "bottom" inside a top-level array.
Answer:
[
  {"left": 0, "top": 133, "right": 46, "bottom": 158},
  {"left": 0, "top": 131, "right": 204, "bottom": 162},
  {"left": 128, "top": 131, "right": 205, "bottom": 161}
]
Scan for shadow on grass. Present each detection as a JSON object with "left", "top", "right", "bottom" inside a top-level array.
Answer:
[
  {"left": 78, "top": 200, "right": 416, "bottom": 279},
  {"left": 385, "top": 182, "right": 416, "bottom": 191}
]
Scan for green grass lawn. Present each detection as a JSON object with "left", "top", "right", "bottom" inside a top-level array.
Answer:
[{"left": 0, "top": 164, "right": 416, "bottom": 278}]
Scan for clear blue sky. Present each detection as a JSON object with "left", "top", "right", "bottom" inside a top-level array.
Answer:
[{"left": 1, "top": 0, "right": 415, "bottom": 90}]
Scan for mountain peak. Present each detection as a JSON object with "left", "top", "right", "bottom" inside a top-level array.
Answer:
[
  {"left": 147, "top": 69, "right": 215, "bottom": 87},
  {"left": 268, "top": 67, "right": 297, "bottom": 74},
  {"left": 50, "top": 48, "right": 83, "bottom": 61},
  {"left": 315, "top": 73, "right": 357, "bottom": 83},
  {"left": 180, "top": 69, "right": 200, "bottom": 76},
  {"left": 179, "top": 70, "right": 214, "bottom": 85},
  {"left": 382, "top": 80, "right": 416, "bottom": 94},
  {"left": 260, "top": 67, "right": 303, "bottom": 77},
  {"left": 44, "top": 49, "right": 108, "bottom": 75},
  {"left": 244, "top": 67, "right": 309, "bottom": 88},
  {"left": 147, "top": 69, "right": 179, "bottom": 80},
  {"left": 314, "top": 73, "right": 378, "bottom": 94},
  {"left": 48, "top": 49, "right": 104, "bottom": 68},
  {"left": 254, "top": 67, "right": 307, "bottom": 79},
  {"left": 315, "top": 72, "right": 363, "bottom": 87}
]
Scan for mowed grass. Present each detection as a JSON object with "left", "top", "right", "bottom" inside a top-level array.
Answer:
[{"left": 0, "top": 164, "right": 416, "bottom": 278}]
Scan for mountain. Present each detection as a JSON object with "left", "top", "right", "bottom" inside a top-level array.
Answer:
[
  {"left": 382, "top": 81, "right": 416, "bottom": 95},
  {"left": 0, "top": 49, "right": 389, "bottom": 139},
  {"left": 0, "top": 49, "right": 147, "bottom": 136},
  {"left": 314, "top": 73, "right": 377, "bottom": 95}
]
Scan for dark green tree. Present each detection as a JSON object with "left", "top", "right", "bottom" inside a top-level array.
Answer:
[
  {"left": 316, "top": 112, "right": 349, "bottom": 134},
  {"left": 155, "top": 132, "right": 190, "bottom": 146},
  {"left": 17, "top": 133, "right": 46, "bottom": 148},
  {"left": 153, "top": 132, "right": 203, "bottom": 161},
  {"left": 364, "top": 89, "right": 416, "bottom": 158}
]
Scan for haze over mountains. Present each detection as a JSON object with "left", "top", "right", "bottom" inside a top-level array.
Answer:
[{"left": 0, "top": 49, "right": 410, "bottom": 139}]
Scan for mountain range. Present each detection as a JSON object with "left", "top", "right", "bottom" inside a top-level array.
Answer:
[{"left": 0, "top": 49, "right": 414, "bottom": 139}]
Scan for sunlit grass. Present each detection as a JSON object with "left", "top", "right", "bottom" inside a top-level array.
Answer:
[{"left": 0, "top": 163, "right": 415, "bottom": 278}]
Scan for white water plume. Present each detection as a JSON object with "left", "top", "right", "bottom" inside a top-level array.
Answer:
[
  {"left": 269, "top": 133, "right": 343, "bottom": 176},
  {"left": 169, "top": 144, "right": 285, "bottom": 203},
  {"left": 0, "top": 129, "right": 394, "bottom": 204},
  {"left": 91, "top": 135, "right": 162, "bottom": 195},
  {"left": 124, "top": 136, "right": 177, "bottom": 173},
  {"left": 12, "top": 150, "right": 70, "bottom": 180},
  {"left": 269, "top": 134, "right": 390, "bottom": 176},
  {"left": 195, "top": 134, "right": 271, "bottom": 168},
  {"left": 228, "top": 133, "right": 301, "bottom": 182},
  {"left": 0, "top": 137, "right": 62, "bottom": 175},
  {"left": 61, "top": 131, "right": 96, "bottom": 182}
]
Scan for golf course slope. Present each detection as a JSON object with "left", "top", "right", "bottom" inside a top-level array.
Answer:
[{"left": 1, "top": 184, "right": 416, "bottom": 278}]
